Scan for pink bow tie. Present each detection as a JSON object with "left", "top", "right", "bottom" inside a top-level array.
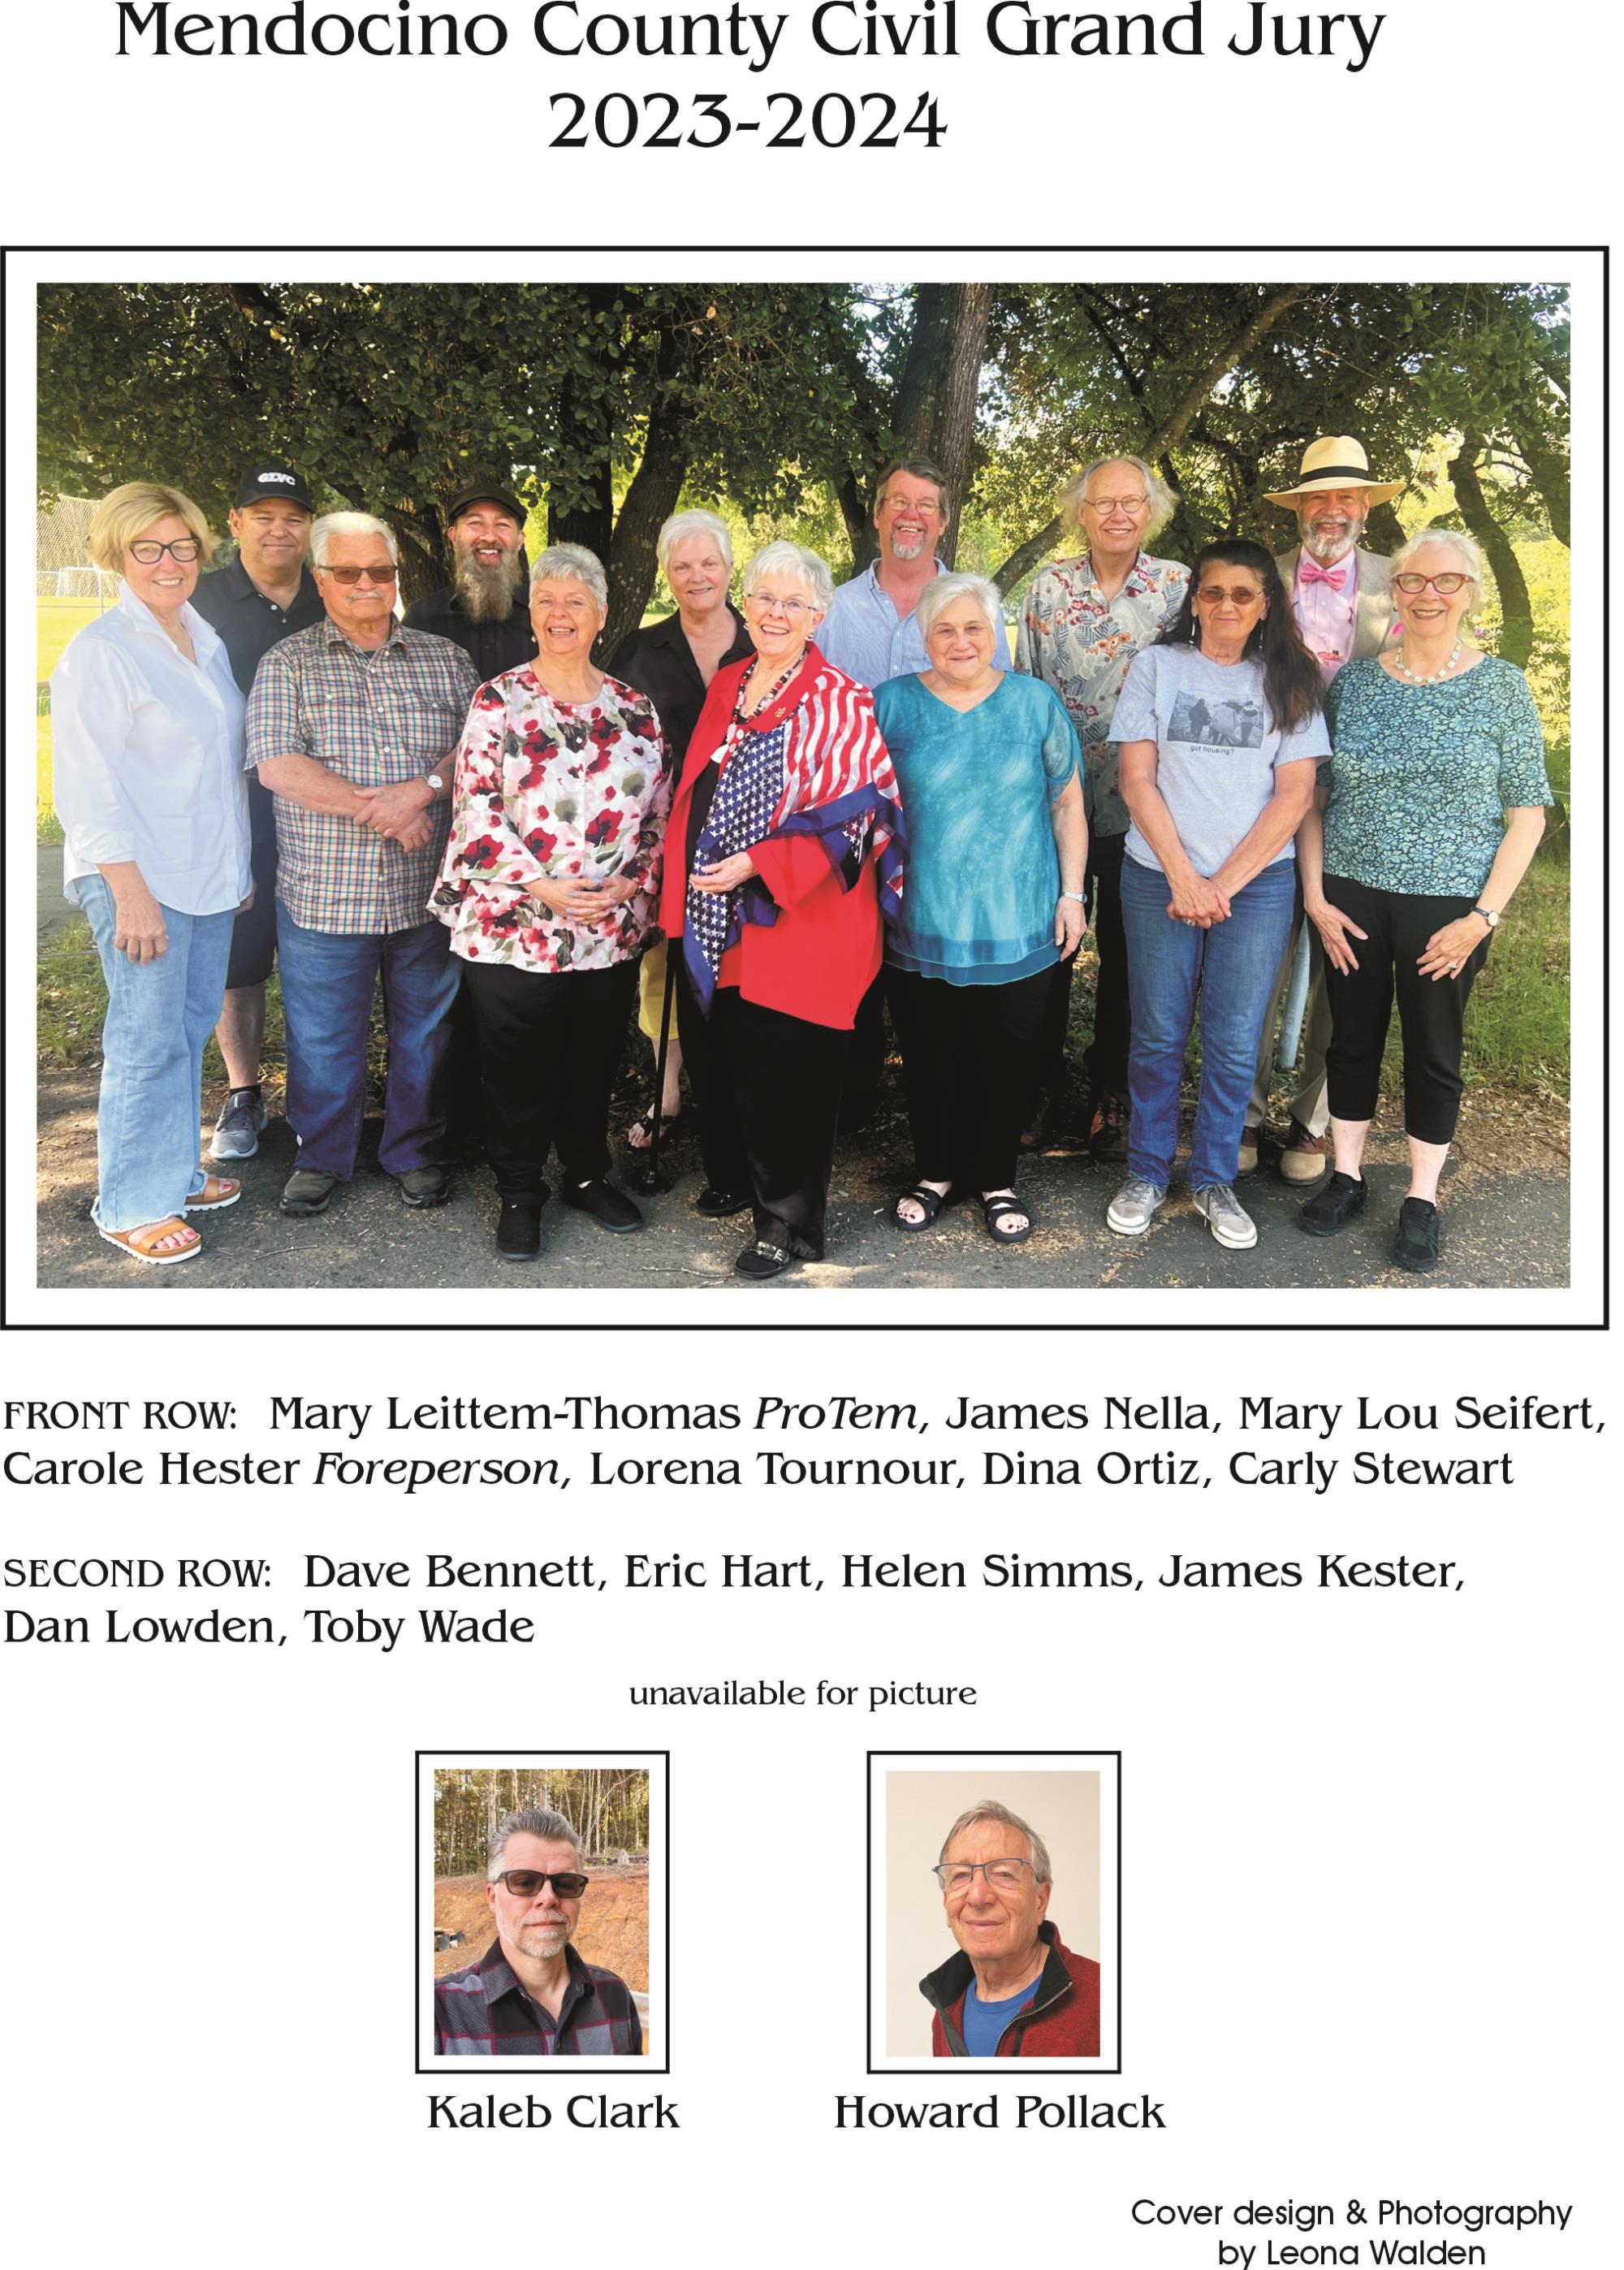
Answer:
[{"left": 1299, "top": 556, "right": 1351, "bottom": 590}]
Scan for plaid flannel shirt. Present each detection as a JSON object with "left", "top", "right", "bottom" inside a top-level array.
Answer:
[
  {"left": 245, "top": 616, "right": 478, "bottom": 933},
  {"left": 434, "top": 1935, "right": 643, "bottom": 2056}
]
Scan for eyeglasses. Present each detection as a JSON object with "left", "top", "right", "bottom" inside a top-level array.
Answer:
[
  {"left": 746, "top": 593, "right": 816, "bottom": 618},
  {"left": 1082, "top": 495, "right": 1149, "bottom": 515},
  {"left": 1392, "top": 572, "right": 1471, "bottom": 595},
  {"left": 494, "top": 1869, "right": 590, "bottom": 1899},
  {"left": 879, "top": 495, "right": 944, "bottom": 517},
  {"left": 321, "top": 564, "right": 400, "bottom": 586},
  {"left": 128, "top": 537, "right": 201, "bottom": 564},
  {"left": 1196, "top": 584, "right": 1265, "bottom": 605},
  {"left": 933, "top": 1857, "right": 1034, "bottom": 1892}
]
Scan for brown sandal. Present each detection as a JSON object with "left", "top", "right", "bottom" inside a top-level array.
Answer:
[
  {"left": 97, "top": 1217, "right": 202, "bottom": 1266},
  {"left": 184, "top": 1174, "right": 242, "bottom": 1213}
]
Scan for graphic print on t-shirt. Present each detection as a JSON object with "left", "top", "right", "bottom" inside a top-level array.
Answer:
[{"left": 1167, "top": 690, "right": 1265, "bottom": 749}]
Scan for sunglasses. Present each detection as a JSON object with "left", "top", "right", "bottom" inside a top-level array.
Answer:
[
  {"left": 322, "top": 564, "right": 400, "bottom": 586},
  {"left": 494, "top": 1869, "right": 589, "bottom": 1898}
]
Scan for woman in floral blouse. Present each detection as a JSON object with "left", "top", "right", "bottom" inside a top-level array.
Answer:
[
  {"left": 1296, "top": 529, "right": 1553, "bottom": 1273},
  {"left": 432, "top": 544, "right": 669, "bottom": 1262}
]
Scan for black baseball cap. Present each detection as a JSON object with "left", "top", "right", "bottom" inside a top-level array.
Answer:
[
  {"left": 447, "top": 483, "right": 527, "bottom": 527},
  {"left": 234, "top": 460, "right": 315, "bottom": 512}
]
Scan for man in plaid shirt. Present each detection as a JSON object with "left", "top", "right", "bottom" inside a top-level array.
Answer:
[
  {"left": 434, "top": 1808, "right": 644, "bottom": 2057},
  {"left": 247, "top": 512, "right": 478, "bottom": 1217}
]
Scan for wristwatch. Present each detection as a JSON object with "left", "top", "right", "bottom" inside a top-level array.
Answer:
[
  {"left": 1060, "top": 890, "right": 1086, "bottom": 903},
  {"left": 1472, "top": 905, "right": 1501, "bottom": 930},
  {"left": 425, "top": 771, "right": 447, "bottom": 799}
]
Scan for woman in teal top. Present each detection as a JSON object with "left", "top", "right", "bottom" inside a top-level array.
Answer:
[
  {"left": 1297, "top": 530, "right": 1553, "bottom": 1272},
  {"left": 874, "top": 574, "right": 1086, "bottom": 1245}
]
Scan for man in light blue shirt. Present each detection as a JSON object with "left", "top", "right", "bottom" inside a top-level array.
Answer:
[{"left": 818, "top": 457, "right": 1012, "bottom": 689}]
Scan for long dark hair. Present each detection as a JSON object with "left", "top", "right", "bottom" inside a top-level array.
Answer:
[{"left": 1157, "top": 540, "right": 1324, "bottom": 734}]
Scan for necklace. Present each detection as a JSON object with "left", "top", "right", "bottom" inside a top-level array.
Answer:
[{"left": 1394, "top": 639, "right": 1464, "bottom": 685}]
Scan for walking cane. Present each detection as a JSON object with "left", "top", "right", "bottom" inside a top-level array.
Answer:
[{"left": 630, "top": 950, "right": 678, "bottom": 1196}]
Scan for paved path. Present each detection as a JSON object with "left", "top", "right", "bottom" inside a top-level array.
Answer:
[{"left": 36, "top": 1072, "right": 1569, "bottom": 1295}]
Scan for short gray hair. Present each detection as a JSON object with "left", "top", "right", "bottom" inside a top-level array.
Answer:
[
  {"left": 939, "top": 1799, "right": 1052, "bottom": 1885},
  {"left": 488, "top": 1807, "right": 583, "bottom": 1876},
  {"left": 1061, "top": 454, "right": 1178, "bottom": 545},
  {"left": 311, "top": 511, "right": 398, "bottom": 568},
  {"left": 916, "top": 571, "right": 1002, "bottom": 641},
  {"left": 658, "top": 508, "right": 733, "bottom": 580},
  {"left": 1388, "top": 524, "right": 1485, "bottom": 605},
  {"left": 529, "top": 543, "right": 609, "bottom": 612},
  {"left": 741, "top": 538, "right": 834, "bottom": 616}
]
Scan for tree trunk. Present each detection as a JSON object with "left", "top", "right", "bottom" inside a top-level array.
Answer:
[
  {"left": 1518, "top": 430, "right": 1570, "bottom": 546},
  {"left": 1449, "top": 429, "right": 1534, "bottom": 667},
  {"left": 990, "top": 283, "right": 1306, "bottom": 592},
  {"left": 924, "top": 283, "right": 994, "bottom": 569},
  {"left": 603, "top": 397, "right": 691, "bottom": 659},
  {"left": 850, "top": 282, "right": 993, "bottom": 573}
]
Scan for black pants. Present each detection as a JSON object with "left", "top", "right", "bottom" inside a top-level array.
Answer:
[
  {"left": 1036, "top": 828, "right": 1130, "bottom": 1100},
  {"left": 676, "top": 968, "right": 847, "bottom": 1257},
  {"left": 840, "top": 971, "right": 889, "bottom": 1130},
  {"left": 464, "top": 957, "right": 637, "bottom": 1197},
  {"left": 1321, "top": 874, "right": 1491, "bottom": 1144},
  {"left": 888, "top": 962, "right": 1053, "bottom": 1194}
]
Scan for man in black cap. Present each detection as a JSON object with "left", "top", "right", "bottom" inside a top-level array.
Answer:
[
  {"left": 404, "top": 484, "right": 537, "bottom": 680},
  {"left": 191, "top": 460, "right": 326, "bottom": 1162}
]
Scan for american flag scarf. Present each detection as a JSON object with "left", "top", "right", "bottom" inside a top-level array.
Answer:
[{"left": 683, "top": 649, "right": 905, "bottom": 1012}]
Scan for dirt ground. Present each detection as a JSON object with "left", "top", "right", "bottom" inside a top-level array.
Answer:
[{"left": 36, "top": 1066, "right": 1570, "bottom": 1295}]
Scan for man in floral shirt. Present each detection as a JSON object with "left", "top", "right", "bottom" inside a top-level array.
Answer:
[{"left": 1016, "top": 457, "right": 1189, "bottom": 1159}]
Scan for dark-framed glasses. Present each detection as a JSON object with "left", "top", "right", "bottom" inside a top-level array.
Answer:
[
  {"left": 933, "top": 1857, "right": 1034, "bottom": 1892},
  {"left": 1392, "top": 571, "right": 1470, "bottom": 595},
  {"left": 495, "top": 1868, "right": 590, "bottom": 1898},
  {"left": 322, "top": 563, "right": 399, "bottom": 586},
  {"left": 128, "top": 537, "right": 201, "bottom": 564}
]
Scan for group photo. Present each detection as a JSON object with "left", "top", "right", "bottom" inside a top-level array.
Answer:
[{"left": 29, "top": 275, "right": 1575, "bottom": 1300}]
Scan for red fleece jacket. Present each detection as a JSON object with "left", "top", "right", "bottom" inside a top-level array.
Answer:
[{"left": 924, "top": 1926, "right": 1101, "bottom": 2057}]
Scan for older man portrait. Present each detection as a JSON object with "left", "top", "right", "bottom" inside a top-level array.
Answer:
[
  {"left": 918, "top": 1799, "right": 1101, "bottom": 2057},
  {"left": 434, "top": 1808, "right": 643, "bottom": 2056},
  {"left": 246, "top": 510, "right": 478, "bottom": 1218}
]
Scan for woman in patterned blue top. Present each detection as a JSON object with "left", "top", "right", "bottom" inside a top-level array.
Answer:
[
  {"left": 875, "top": 574, "right": 1086, "bottom": 1246},
  {"left": 1297, "top": 530, "right": 1553, "bottom": 1272}
]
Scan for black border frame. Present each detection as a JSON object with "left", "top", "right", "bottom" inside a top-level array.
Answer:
[
  {"left": 8, "top": 245, "right": 1606, "bottom": 1332},
  {"left": 415, "top": 1746, "right": 672, "bottom": 2077},
  {"left": 866, "top": 1745, "right": 1124, "bottom": 2074}
]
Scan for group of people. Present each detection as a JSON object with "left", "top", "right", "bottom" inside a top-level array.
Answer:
[{"left": 51, "top": 432, "right": 1554, "bottom": 1281}]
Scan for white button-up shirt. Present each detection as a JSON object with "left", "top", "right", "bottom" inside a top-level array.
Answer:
[{"left": 52, "top": 582, "right": 251, "bottom": 915}]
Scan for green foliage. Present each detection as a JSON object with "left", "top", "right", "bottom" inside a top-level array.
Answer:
[{"left": 433, "top": 1767, "right": 650, "bottom": 1876}]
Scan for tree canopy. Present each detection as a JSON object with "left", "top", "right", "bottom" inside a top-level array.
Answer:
[{"left": 38, "top": 277, "right": 1569, "bottom": 660}]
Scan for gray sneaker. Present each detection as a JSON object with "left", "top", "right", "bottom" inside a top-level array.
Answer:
[
  {"left": 1192, "top": 1182, "right": 1258, "bottom": 1250},
  {"left": 1106, "top": 1175, "right": 1167, "bottom": 1236},
  {"left": 209, "top": 1087, "right": 267, "bottom": 1161}
]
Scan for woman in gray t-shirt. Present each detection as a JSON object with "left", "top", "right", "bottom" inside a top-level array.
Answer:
[{"left": 1105, "top": 541, "right": 1328, "bottom": 1252}]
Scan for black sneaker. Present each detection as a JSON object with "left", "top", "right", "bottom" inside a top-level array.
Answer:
[
  {"left": 495, "top": 1197, "right": 543, "bottom": 1263},
  {"left": 1298, "top": 1170, "right": 1368, "bottom": 1239},
  {"left": 695, "top": 1186, "right": 752, "bottom": 1218},
  {"left": 1393, "top": 1197, "right": 1441, "bottom": 1273},
  {"left": 562, "top": 1178, "right": 645, "bottom": 1234}
]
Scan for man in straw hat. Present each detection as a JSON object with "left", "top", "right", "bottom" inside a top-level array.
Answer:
[{"left": 1242, "top": 436, "right": 1400, "bottom": 1186}]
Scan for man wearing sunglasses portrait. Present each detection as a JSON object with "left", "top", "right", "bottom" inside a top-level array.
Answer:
[
  {"left": 246, "top": 511, "right": 478, "bottom": 1220},
  {"left": 918, "top": 1799, "right": 1099, "bottom": 2057},
  {"left": 434, "top": 1808, "right": 643, "bottom": 2056}
]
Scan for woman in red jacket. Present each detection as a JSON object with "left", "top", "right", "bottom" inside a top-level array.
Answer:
[{"left": 659, "top": 541, "right": 905, "bottom": 1280}]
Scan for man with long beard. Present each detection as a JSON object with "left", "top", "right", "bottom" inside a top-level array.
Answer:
[
  {"left": 405, "top": 485, "right": 538, "bottom": 679},
  {"left": 1244, "top": 436, "right": 1398, "bottom": 1186},
  {"left": 434, "top": 1809, "right": 643, "bottom": 2056}
]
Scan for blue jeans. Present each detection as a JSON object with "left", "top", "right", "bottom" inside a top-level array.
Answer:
[
  {"left": 77, "top": 874, "right": 234, "bottom": 1232},
  {"left": 276, "top": 908, "right": 460, "bottom": 1178},
  {"left": 1121, "top": 854, "right": 1296, "bottom": 1191}
]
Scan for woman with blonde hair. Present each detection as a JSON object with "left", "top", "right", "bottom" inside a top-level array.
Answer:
[{"left": 51, "top": 480, "right": 253, "bottom": 1264}]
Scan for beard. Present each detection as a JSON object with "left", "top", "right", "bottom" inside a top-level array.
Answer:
[
  {"left": 455, "top": 551, "right": 521, "bottom": 622},
  {"left": 1301, "top": 512, "right": 1363, "bottom": 564}
]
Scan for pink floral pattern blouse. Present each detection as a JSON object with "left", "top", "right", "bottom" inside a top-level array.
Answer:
[{"left": 431, "top": 668, "right": 669, "bottom": 974}]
